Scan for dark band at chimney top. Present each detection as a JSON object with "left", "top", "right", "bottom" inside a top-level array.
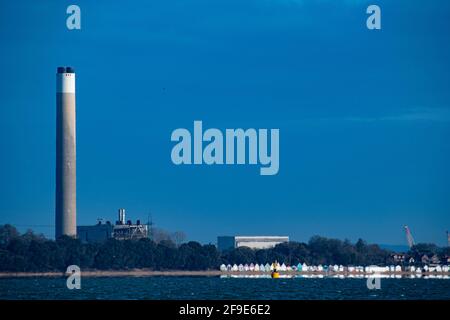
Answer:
[{"left": 57, "top": 66, "right": 75, "bottom": 74}]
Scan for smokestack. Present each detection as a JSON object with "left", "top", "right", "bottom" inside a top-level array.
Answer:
[
  {"left": 118, "top": 208, "right": 126, "bottom": 225},
  {"left": 55, "top": 66, "right": 77, "bottom": 238}
]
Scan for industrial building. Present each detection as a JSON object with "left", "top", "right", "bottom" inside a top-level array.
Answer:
[
  {"left": 77, "top": 209, "right": 149, "bottom": 243},
  {"left": 113, "top": 208, "right": 149, "bottom": 240},
  {"left": 217, "top": 236, "right": 289, "bottom": 251},
  {"left": 77, "top": 222, "right": 113, "bottom": 243}
]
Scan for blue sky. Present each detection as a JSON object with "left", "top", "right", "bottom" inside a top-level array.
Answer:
[{"left": 0, "top": 0, "right": 449, "bottom": 245}]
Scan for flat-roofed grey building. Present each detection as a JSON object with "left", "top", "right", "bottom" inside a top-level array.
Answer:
[
  {"left": 77, "top": 222, "right": 113, "bottom": 243},
  {"left": 217, "top": 236, "right": 289, "bottom": 251}
]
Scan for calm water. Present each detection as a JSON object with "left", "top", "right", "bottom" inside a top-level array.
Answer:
[{"left": 1, "top": 276, "right": 449, "bottom": 300}]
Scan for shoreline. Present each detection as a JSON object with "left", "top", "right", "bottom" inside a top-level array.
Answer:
[
  {"left": 0, "top": 270, "right": 221, "bottom": 278},
  {"left": 1, "top": 270, "right": 449, "bottom": 278}
]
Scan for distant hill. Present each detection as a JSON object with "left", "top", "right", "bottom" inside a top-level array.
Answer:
[{"left": 378, "top": 244, "right": 410, "bottom": 253}]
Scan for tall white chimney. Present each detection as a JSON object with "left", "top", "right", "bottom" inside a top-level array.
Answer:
[
  {"left": 55, "top": 66, "right": 77, "bottom": 238},
  {"left": 119, "top": 208, "right": 126, "bottom": 225}
]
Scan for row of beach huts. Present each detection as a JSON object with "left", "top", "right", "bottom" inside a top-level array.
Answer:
[{"left": 219, "top": 262, "right": 450, "bottom": 274}]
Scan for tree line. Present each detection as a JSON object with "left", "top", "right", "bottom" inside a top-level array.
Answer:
[{"left": 0, "top": 224, "right": 448, "bottom": 272}]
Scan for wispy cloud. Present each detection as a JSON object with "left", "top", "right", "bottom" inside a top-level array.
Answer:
[
  {"left": 341, "top": 107, "right": 450, "bottom": 123},
  {"left": 267, "top": 0, "right": 371, "bottom": 6},
  {"left": 288, "top": 107, "right": 450, "bottom": 127}
]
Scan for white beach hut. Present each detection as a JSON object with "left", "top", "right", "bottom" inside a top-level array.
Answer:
[
  {"left": 220, "top": 264, "right": 227, "bottom": 272},
  {"left": 365, "top": 265, "right": 374, "bottom": 273},
  {"left": 254, "top": 264, "right": 260, "bottom": 272},
  {"left": 260, "top": 264, "right": 265, "bottom": 272},
  {"left": 265, "top": 263, "right": 271, "bottom": 272},
  {"left": 249, "top": 263, "right": 255, "bottom": 271},
  {"left": 232, "top": 264, "right": 238, "bottom": 272},
  {"left": 280, "top": 263, "right": 287, "bottom": 271},
  {"left": 244, "top": 264, "right": 249, "bottom": 271},
  {"left": 238, "top": 264, "right": 244, "bottom": 272}
]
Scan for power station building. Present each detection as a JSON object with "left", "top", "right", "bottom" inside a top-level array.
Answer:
[
  {"left": 217, "top": 236, "right": 289, "bottom": 251},
  {"left": 77, "top": 222, "right": 113, "bottom": 243},
  {"left": 77, "top": 209, "right": 150, "bottom": 243},
  {"left": 55, "top": 67, "right": 77, "bottom": 238}
]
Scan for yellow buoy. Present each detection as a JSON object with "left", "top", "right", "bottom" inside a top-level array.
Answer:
[{"left": 271, "top": 271, "right": 280, "bottom": 278}]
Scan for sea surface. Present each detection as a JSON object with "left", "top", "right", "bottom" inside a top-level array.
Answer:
[{"left": 1, "top": 276, "right": 449, "bottom": 300}]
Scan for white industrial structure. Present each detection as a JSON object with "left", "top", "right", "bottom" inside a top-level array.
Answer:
[{"left": 118, "top": 208, "right": 126, "bottom": 225}]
